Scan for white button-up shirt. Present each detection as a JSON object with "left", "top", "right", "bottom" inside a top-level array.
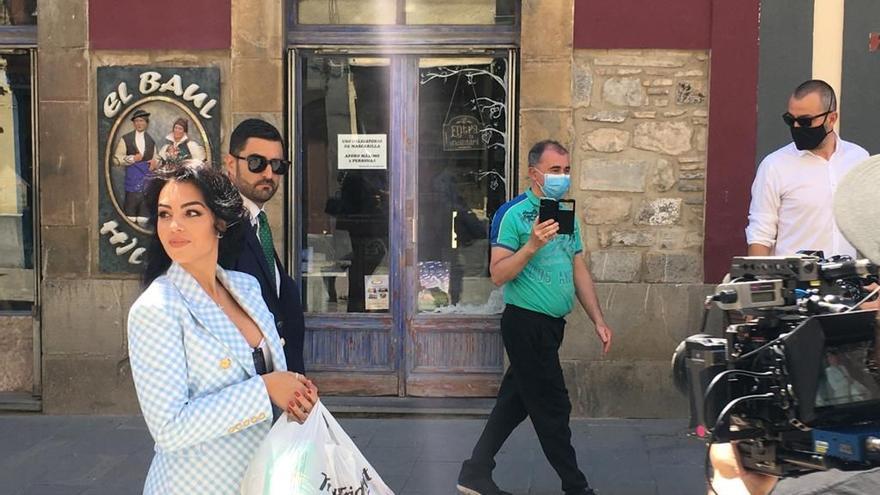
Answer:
[
  {"left": 135, "top": 130, "right": 146, "bottom": 156},
  {"left": 746, "top": 137, "right": 869, "bottom": 258},
  {"left": 241, "top": 195, "right": 281, "bottom": 296}
]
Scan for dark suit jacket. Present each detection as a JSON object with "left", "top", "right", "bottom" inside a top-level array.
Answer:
[{"left": 228, "top": 221, "right": 305, "bottom": 373}]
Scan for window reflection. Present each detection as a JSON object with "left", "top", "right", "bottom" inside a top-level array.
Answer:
[
  {"left": 0, "top": 52, "right": 34, "bottom": 310},
  {"left": 416, "top": 57, "right": 508, "bottom": 314},
  {"left": 300, "top": 56, "right": 391, "bottom": 313},
  {"left": 0, "top": 0, "right": 36, "bottom": 25}
]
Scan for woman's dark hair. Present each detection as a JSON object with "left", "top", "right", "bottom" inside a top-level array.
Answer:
[{"left": 141, "top": 160, "right": 249, "bottom": 287}]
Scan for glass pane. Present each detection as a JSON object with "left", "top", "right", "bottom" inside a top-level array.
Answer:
[
  {"left": 416, "top": 56, "right": 508, "bottom": 314},
  {"left": 406, "top": 0, "right": 516, "bottom": 25},
  {"left": 300, "top": 55, "right": 391, "bottom": 313},
  {"left": 297, "top": 0, "right": 397, "bottom": 24},
  {"left": 0, "top": 52, "right": 34, "bottom": 310},
  {"left": 0, "top": 0, "right": 36, "bottom": 25}
]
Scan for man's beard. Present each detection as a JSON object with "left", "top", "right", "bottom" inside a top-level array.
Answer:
[{"left": 238, "top": 177, "right": 277, "bottom": 204}]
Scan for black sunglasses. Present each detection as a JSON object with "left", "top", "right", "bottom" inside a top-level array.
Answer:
[
  {"left": 233, "top": 153, "right": 290, "bottom": 175},
  {"left": 782, "top": 109, "right": 832, "bottom": 128}
]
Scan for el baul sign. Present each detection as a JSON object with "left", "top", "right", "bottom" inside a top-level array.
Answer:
[{"left": 96, "top": 67, "right": 221, "bottom": 273}]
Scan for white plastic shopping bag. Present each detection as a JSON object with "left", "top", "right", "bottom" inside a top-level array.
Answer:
[{"left": 241, "top": 401, "right": 395, "bottom": 495}]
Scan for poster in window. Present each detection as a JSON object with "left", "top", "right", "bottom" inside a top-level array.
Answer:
[
  {"left": 365, "top": 274, "right": 389, "bottom": 311},
  {"left": 417, "top": 261, "right": 451, "bottom": 311}
]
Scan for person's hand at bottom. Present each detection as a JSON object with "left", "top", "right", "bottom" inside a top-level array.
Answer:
[{"left": 708, "top": 443, "right": 778, "bottom": 495}]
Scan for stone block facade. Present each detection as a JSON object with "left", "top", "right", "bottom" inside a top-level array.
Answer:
[
  {"left": 21, "top": 0, "right": 714, "bottom": 418},
  {"left": 35, "top": 0, "right": 285, "bottom": 413},
  {"left": 573, "top": 50, "right": 709, "bottom": 284}
]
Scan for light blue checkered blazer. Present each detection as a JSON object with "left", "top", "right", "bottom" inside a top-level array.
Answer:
[{"left": 127, "top": 262, "right": 288, "bottom": 495}]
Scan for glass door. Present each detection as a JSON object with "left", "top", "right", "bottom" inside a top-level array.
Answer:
[
  {"left": 295, "top": 52, "right": 398, "bottom": 395},
  {"left": 406, "top": 53, "right": 513, "bottom": 396},
  {"left": 291, "top": 48, "right": 515, "bottom": 396}
]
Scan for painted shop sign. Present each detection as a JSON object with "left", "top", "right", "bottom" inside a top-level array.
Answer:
[
  {"left": 97, "top": 67, "right": 221, "bottom": 273},
  {"left": 442, "top": 114, "right": 484, "bottom": 151}
]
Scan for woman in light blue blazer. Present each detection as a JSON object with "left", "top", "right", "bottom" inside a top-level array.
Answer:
[{"left": 127, "top": 162, "right": 318, "bottom": 494}]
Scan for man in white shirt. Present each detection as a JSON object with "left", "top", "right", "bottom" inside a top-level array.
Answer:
[{"left": 746, "top": 80, "right": 869, "bottom": 259}]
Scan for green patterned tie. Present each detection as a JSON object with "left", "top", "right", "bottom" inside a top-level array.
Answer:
[{"left": 257, "top": 211, "right": 275, "bottom": 271}]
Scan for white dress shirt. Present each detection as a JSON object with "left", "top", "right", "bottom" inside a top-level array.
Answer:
[
  {"left": 242, "top": 195, "right": 281, "bottom": 295},
  {"left": 135, "top": 130, "right": 146, "bottom": 156},
  {"left": 746, "top": 137, "right": 869, "bottom": 258}
]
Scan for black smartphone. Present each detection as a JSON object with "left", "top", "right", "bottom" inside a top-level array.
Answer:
[
  {"left": 539, "top": 198, "right": 575, "bottom": 235},
  {"left": 557, "top": 199, "right": 575, "bottom": 235},
  {"left": 539, "top": 198, "right": 558, "bottom": 224}
]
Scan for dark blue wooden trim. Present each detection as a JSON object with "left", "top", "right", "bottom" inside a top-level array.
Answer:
[
  {"left": 390, "top": 56, "right": 420, "bottom": 396},
  {"left": 0, "top": 25, "right": 36, "bottom": 46},
  {"left": 289, "top": 50, "right": 303, "bottom": 285}
]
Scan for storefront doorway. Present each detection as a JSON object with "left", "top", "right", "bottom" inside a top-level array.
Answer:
[{"left": 289, "top": 48, "right": 516, "bottom": 396}]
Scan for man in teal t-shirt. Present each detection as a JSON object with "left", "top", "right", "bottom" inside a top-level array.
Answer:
[{"left": 457, "top": 140, "right": 613, "bottom": 495}]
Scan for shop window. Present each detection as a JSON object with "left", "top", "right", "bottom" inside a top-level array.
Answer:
[
  {"left": 0, "top": 0, "right": 36, "bottom": 25},
  {"left": 406, "top": 0, "right": 512, "bottom": 25},
  {"left": 295, "top": 0, "right": 516, "bottom": 25},
  {"left": 300, "top": 56, "right": 392, "bottom": 313},
  {"left": 415, "top": 56, "right": 508, "bottom": 314},
  {"left": 0, "top": 51, "right": 34, "bottom": 311}
]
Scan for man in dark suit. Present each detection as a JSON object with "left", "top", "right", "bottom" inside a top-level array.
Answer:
[{"left": 223, "top": 119, "right": 306, "bottom": 373}]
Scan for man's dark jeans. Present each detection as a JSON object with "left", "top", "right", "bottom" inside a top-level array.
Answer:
[{"left": 463, "top": 304, "right": 589, "bottom": 493}]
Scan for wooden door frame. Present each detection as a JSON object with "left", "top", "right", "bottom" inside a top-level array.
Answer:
[{"left": 286, "top": 47, "right": 517, "bottom": 397}]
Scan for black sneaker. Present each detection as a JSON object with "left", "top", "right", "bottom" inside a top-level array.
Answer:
[
  {"left": 455, "top": 479, "right": 512, "bottom": 495},
  {"left": 456, "top": 463, "right": 512, "bottom": 495}
]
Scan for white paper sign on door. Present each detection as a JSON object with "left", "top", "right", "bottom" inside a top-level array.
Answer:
[
  {"left": 365, "top": 274, "right": 390, "bottom": 310},
  {"left": 338, "top": 134, "right": 387, "bottom": 170}
]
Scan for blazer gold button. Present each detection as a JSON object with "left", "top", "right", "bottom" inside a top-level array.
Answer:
[{"left": 220, "top": 358, "right": 231, "bottom": 369}]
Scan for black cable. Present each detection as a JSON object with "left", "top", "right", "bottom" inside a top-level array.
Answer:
[
  {"left": 699, "top": 306, "right": 710, "bottom": 334},
  {"left": 734, "top": 334, "right": 786, "bottom": 362},
  {"left": 709, "top": 392, "right": 775, "bottom": 443},
  {"left": 702, "top": 370, "right": 775, "bottom": 430}
]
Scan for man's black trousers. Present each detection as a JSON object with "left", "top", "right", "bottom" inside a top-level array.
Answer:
[{"left": 464, "top": 304, "right": 589, "bottom": 493}]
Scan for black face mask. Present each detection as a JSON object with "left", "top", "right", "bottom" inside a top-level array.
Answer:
[{"left": 790, "top": 122, "right": 831, "bottom": 151}]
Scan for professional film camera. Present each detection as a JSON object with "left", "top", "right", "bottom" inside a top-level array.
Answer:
[{"left": 672, "top": 254, "right": 880, "bottom": 476}]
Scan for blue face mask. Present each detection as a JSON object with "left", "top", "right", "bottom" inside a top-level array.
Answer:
[{"left": 537, "top": 171, "right": 571, "bottom": 200}]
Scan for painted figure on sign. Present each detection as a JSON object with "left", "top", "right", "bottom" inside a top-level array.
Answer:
[
  {"left": 158, "top": 117, "right": 207, "bottom": 166},
  {"left": 112, "top": 109, "right": 159, "bottom": 228}
]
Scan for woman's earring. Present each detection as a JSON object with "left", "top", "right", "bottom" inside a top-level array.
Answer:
[{"left": 216, "top": 231, "right": 224, "bottom": 239}]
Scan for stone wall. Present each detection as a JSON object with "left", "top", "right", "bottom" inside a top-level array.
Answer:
[
  {"left": 575, "top": 49, "right": 709, "bottom": 284},
  {"left": 0, "top": 316, "right": 32, "bottom": 392},
  {"left": 31, "top": 0, "right": 712, "bottom": 417}
]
